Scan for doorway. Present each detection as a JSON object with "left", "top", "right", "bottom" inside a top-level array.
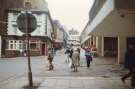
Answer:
[
  {"left": 127, "top": 37, "right": 135, "bottom": 50},
  {"left": 104, "top": 37, "right": 118, "bottom": 57}
]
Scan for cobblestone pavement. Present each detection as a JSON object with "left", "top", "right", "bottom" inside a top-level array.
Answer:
[{"left": 0, "top": 48, "right": 134, "bottom": 89}]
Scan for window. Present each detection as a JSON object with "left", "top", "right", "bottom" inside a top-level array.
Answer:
[
  {"left": 19, "top": 41, "right": 23, "bottom": 49},
  {"left": 45, "top": 15, "right": 47, "bottom": 35},
  {"left": 8, "top": 40, "right": 23, "bottom": 50},
  {"left": 25, "top": 1, "right": 31, "bottom": 8},
  {"left": 13, "top": 13, "right": 18, "bottom": 20},
  {"left": 37, "top": 26, "right": 41, "bottom": 35},
  {"left": 30, "top": 40, "right": 40, "bottom": 50},
  {"left": 9, "top": 40, "right": 14, "bottom": 50},
  {"left": 13, "top": 25, "right": 17, "bottom": 34},
  {"left": 30, "top": 43, "right": 37, "bottom": 49}
]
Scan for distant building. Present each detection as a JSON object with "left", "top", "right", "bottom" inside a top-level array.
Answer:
[
  {"left": 69, "top": 29, "right": 79, "bottom": 35},
  {"left": 53, "top": 20, "right": 69, "bottom": 49},
  {"left": 68, "top": 29, "right": 80, "bottom": 46}
]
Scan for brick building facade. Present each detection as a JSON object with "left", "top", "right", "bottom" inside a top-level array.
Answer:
[{"left": 0, "top": 0, "right": 54, "bottom": 57}]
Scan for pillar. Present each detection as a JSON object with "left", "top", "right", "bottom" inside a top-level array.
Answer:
[
  {"left": 118, "top": 36, "right": 126, "bottom": 64},
  {"left": 88, "top": 38, "right": 91, "bottom": 47},
  {"left": 93, "top": 36, "right": 96, "bottom": 46},
  {"left": 101, "top": 36, "right": 104, "bottom": 56},
  {"left": 45, "top": 41, "right": 47, "bottom": 56},
  {"left": 96, "top": 36, "right": 102, "bottom": 56},
  {"left": 0, "top": 36, "right": 1, "bottom": 57}
]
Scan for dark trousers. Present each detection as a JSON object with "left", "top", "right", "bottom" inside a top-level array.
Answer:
[
  {"left": 131, "top": 68, "right": 135, "bottom": 87},
  {"left": 48, "top": 58, "right": 53, "bottom": 70},
  {"left": 122, "top": 68, "right": 133, "bottom": 80},
  {"left": 86, "top": 59, "right": 91, "bottom": 68}
]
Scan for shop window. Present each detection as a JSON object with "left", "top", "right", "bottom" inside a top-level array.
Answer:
[
  {"left": 8, "top": 40, "right": 24, "bottom": 50},
  {"left": 30, "top": 43, "right": 37, "bottom": 49},
  {"left": 9, "top": 40, "right": 14, "bottom": 50},
  {"left": 10, "top": 44, "right": 14, "bottom": 49}
]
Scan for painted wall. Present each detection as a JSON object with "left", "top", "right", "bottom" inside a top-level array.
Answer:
[{"left": 7, "top": 12, "right": 53, "bottom": 38}]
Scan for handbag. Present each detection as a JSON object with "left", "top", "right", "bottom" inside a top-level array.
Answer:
[{"left": 68, "top": 58, "right": 73, "bottom": 68}]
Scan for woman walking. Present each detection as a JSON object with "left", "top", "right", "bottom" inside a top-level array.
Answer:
[
  {"left": 47, "top": 48, "right": 54, "bottom": 70},
  {"left": 72, "top": 49, "right": 79, "bottom": 72}
]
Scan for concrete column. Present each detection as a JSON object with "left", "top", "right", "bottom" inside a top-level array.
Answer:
[
  {"left": 89, "top": 38, "right": 90, "bottom": 46},
  {"left": 97, "top": 36, "right": 102, "bottom": 56},
  {"left": 94, "top": 36, "right": 96, "bottom": 45},
  {"left": 86, "top": 41, "right": 88, "bottom": 47},
  {"left": 87, "top": 40, "right": 89, "bottom": 47},
  {"left": 90, "top": 37, "right": 92, "bottom": 46},
  {"left": 85, "top": 41, "right": 87, "bottom": 47},
  {"left": 118, "top": 36, "right": 126, "bottom": 64},
  {"left": 93, "top": 36, "right": 96, "bottom": 45},
  {"left": 45, "top": 41, "right": 47, "bottom": 56},
  {"left": 0, "top": 36, "right": 1, "bottom": 57},
  {"left": 101, "top": 36, "right": 104, "bottom": 56}
]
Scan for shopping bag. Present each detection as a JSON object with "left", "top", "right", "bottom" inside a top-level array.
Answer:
[{"left": 68, "top": 58, "right": 72, "bottom": 68}]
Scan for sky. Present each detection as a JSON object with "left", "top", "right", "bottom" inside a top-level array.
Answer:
[{"left": 46, "top": 0, "right": 94, "bottom": 34}]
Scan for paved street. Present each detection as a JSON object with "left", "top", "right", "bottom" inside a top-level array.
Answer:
[
  {"left": 0, "top": 56, "right": 46, "bottom": 89},
  {"left": 38, "top": 77, "right": 132, "bottom": 89},
  {"left": 0, "top": 49, "right": 133, "bottom": 89}
]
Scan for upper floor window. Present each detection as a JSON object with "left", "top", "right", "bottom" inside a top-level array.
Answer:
[
  {"left": 24, "top": 1, "right": 31, "bottom": 8},
  {"left": 13, "top": 25, "right": 17, "bottom": 34},
  {"left": 12, "top": 13, "right": 18, "bottom": 21},
  {"left": 45, "top": 15, "right": 48, "bottom": 35}
]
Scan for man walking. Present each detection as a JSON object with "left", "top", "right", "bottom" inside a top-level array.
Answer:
[{"left": 121, "top": 45, "right": 135, "bottom": 86}]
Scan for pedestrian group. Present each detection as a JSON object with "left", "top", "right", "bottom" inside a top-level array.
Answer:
[
  {"left": 65, "top": 46, "right": 93, "bottom": 72},
  {"left": 46, "top": 44, "right": 135, "bottom": 87}
]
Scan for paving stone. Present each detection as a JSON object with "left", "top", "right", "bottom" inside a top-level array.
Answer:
[
  {"left": 69, "top": 88, "right": 84, "bottom": 89},
  {"left": 38, "top": 86, "right": 52, "bottom": 89},
  {"left": 69, "top": 79, "right": 83, "bottom": 88},
  {"left": 54, "top": 86, "right": 69, "bottom": 89},
  {"left": 55, "top": 79, "right": 69, "bottom": 87},
  {"left": 40, "top": 79, "right": 57, "bottom": 87}
]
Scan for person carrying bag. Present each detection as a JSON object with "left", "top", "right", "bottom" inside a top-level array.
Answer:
[{"left": 85, "top": 49, "right": 92, "bottom": 68}]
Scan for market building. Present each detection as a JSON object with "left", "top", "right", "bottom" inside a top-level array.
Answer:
[{"left": 80, "top": 0, "right": 135, "bottom": 64}]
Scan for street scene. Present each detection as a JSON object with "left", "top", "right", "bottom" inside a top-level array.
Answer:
[
  {"left": 0, "top": 0, "right": 135, "bottom": 89},
  {"left": 0, "top": 49, "right": 133, "bottom": 89}
]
